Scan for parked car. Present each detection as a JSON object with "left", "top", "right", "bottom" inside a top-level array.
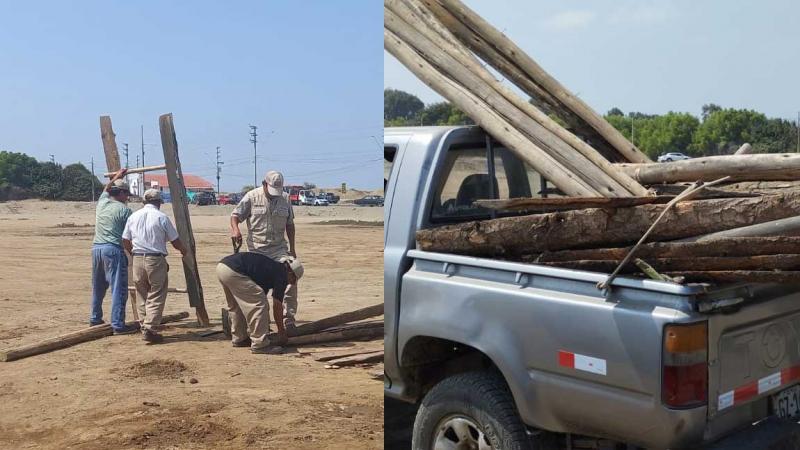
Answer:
[
  {"left": 228, "top": 192, "right": 244, "bottom": 205},
  {"left": 658, "top": 152, "right": 691, "bottom": 162},
  {"left": 353, "top": 195, "right": 383, "bottom": 207},
  {"left": 284, "top": 185, "right": 303, "bottom": 205},
  {"left": 191, "top": 191, "right": 216, "bottom": 206},
  {"left": 384, "top": 126, "right": 800, "bottom": 449},
  {"left": 298, "top": 190, "right": 316, "bottom": 206},
  {"left": 217, "top": 193, "right": 230, "bottom": 205},
  {"left": 324, "top": 192, "right": 340, "bottom": 204},
  {"left": 313, "top": 196, "right": 329, "bottom": 206}
]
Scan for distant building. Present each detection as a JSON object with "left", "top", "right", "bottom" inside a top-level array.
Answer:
[{"left": 127, "top": 173, "right": 213, "bottom": 201}]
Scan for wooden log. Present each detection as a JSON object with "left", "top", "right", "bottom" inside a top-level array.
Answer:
[
  {"left": 434, "top": 0, "right": 651, "bottom": 164},
  {"left": 734, "top": 143, "right": 753, "bottom": 155},
  {"left": 385, "top": 2, "right": 648, "bottom": 197},
  {"left": 313, "top": 346, "right": 384, "bottom": 362},
  {"left": 0, "top": 312, "right": 189, "bottom": 362},
  {"left": 104, "top": 164, "right": 166, "bottom": 178},
  {"left": 416, "top": 193, "right": 800, "bottom": 256},
  {"left": 617, "top": 154, "right": 800, "bottom": 184},
  {"left": 286, "top": 323, "right": 384, "bottom": 347},
  {"left": 128, "top": 286, "right": 188, "bottom": 294},
  {"left": 159, "top": 114, "right": 209, "bottom": 327},
  {"left": 651, "top": 184, "right": 759, "bottom": 199},
  {"left": 270, "top": 303, "right": 383, "bottom": 339},
  {"left": 540, "top": 255, "right": 800, "bottom": 273},
  {"left": 681, "top": 216, "right": 800, "bottom": 242},
  {"left": 325, "top": 351, "right": 384, "bottom": 368},
  {"left": 474, "top": 196, "right": 665, "bottom": 212},
  {"left": 662, "top": 271, "right": 800, "bottom": 284},
  {"left": 384, "top": 28, "right": 599, "bottom": 197},
  {"left": 99, "top": 116, "right": 122, "bottom": 172},
  {"left": 536, "top": 237, "right": 800, "bottom": 262}
]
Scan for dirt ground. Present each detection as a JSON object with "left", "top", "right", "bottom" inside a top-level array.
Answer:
[{"left": 0, "top": 200, "right": 384, "bottom": 450}]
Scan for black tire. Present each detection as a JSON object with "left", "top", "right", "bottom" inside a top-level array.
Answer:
[{"left": 412, "top": 371, "right": 537, "bottom": 450}]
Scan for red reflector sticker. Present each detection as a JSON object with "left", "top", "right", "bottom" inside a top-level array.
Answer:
[{"left": 558, "top": 350, "right": 607, "bottom": 376}]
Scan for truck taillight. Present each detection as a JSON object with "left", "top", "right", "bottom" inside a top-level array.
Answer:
[{"left": 662, "top": 322, "right": 708, "bottom": 408}]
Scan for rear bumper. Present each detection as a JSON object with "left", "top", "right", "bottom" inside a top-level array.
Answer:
[{"left": 702, "top": 417, "right": 800, "bottom": 450}]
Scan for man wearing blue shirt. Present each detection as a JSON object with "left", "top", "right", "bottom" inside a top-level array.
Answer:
[{"left": 90, "top": 168, "right": 136, "bottom": 334}]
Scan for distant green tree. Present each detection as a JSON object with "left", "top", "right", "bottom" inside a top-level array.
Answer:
[
  {"left": 632, "top": 112, "right": 700, "bottom": 158},
  {"left": 691, "top": 108, "right": 767, "bottom": 155},
  {"left": 751, "top": 118, "right": 797, "bottom": 153},
  {"left": 32, "top": 162, "right": 63, "bottom": 200},
  {"left": 61, "top": 163, "right": 101, "bottom": 201},
  {"left": 0, "top": 151, "right": 39, "bottom": 190},
  {"left": 384, "top": 89, "right": 424, "bottom": 122},
  {"left": 701, "top": 103, "right": 722, "bottom": 120},
  {"left": 418, "top": 102, "right": 473, "bottom": 126},
  {"left": 607, "top": 107, "right": 624, "bottom": 116}
]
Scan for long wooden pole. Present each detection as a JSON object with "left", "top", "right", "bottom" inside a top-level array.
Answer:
[
  {"left": 1, "top": 312, "right": 189, "bottom": 362},
  {"left": 99, "top": 116, "right": 122, "bottom": 173},
  {"left": 385, "top": 28, "right": 599, "bottom": 197},
  {"left": 159, "top": 114, "right": 209, "bottom": 327},
  {"left": 273, "top": 303, "right": 383, "bottom": 339},
  {"left": 104, "top": 164, "right": 166, "bottom": 178},
  {"left": 435, "top": 0, "right": 651, "bottom": 164},
  {"left": 286, "top": 323, "right": 384, "bottom": 346},
  {"left": 384, "top": 4, "right": 646, "bottom": 197},
  {"left": 617, "top": 154, "right": 800, "bottom": 183}
]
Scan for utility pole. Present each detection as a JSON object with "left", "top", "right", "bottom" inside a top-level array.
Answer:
[
  {"left": 141, "top": 125, "right": 145, "bottom": 188},
  {"left": 215, "top": 146, "right": 223, "bottom": 194},
  {"left": 90, "top": 156, "right": 96, "bottom": 202},
  {"left": 249, "top": 125, "right": 258, "bottom": 187},
  {"left": 136, "top": 154, "right": 141, "bottom": 196},
  {"left": 122, "top": 143, "right": 129, "bottom": 168}
]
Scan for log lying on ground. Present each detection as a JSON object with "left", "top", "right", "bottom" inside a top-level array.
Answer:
[
  {"left": 286, "top": 322, "right": 383, "bottom": 347},
  {"left": 279, "top": 303, "right": 383, "bottom": 338},
  {"left": 616, "top": 154, "right": 800, "bottom": 184},
  {"left": 325, "top": 350, "right": 384, "bottom": 368},
  {"left": 535, "top": 237, "right": 800, "bottom": 262},
  {"left": 385, "top": 2, "right": 647, "bottom": 197},
  {"left": 430, "top": 0, "right": 651, "bottom": 164},
  {"left": 384, "top": 28, "right": 598, "bottom": 197},
  {"left": 540, "top": 255, "right": 800, "bottom": 273},
  {"left": 1, "top": 312, "right": 190, "bottom": 362},
  {"left": 416, "top": 193, "right": 800, "bottom": 256}
]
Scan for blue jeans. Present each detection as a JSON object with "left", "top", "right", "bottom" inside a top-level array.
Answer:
[{"left": 90, "top": 244, "right": 128, "bottom": 329}]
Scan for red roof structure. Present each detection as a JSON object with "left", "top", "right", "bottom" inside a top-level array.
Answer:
[{"left": 144, "top": 173, "right": 213, "bottom": 191}]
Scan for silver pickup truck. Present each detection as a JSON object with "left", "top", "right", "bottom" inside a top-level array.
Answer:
[{"left": 384, "top": 126, "right": 800, "bottom": 449}]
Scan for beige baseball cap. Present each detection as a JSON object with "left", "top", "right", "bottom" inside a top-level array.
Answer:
[
  {"left": 286, "top": 257, "right": 304, "bottom": 280},
  {"left": 143, "top": 189, "right": 162, "bottom": 202},
  {"left": 112, "top": 179, "right": 130, "bottom": 192},
  {"left": 264, "top": 170, "right": 284, "bottom": 196}
]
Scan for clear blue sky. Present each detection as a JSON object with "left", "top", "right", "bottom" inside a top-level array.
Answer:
[
  {"left": 385, "top": 0, "right": 800, "bottom": 121},
  {"left": 0, "top": 0, "right": 383, "bottom": 191}
]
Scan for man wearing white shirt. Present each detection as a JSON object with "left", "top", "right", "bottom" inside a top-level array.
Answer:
[{"left": 122, "top": 189, "right": 187, "bottom": 343}]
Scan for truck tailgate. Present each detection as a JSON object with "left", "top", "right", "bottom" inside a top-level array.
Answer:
[{"left": 708, "top": 285, "right": 800, "bottom": 439}]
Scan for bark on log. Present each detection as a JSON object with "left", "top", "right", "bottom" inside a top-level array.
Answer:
[
  {"left": 540, "top": 255, "right": 800, "bottom": 273},
  {"left": 384, "top": 28, "right": 599, "bottom": 197},
  {"left": 270, "top": 303, "right": 383, "bottom": 339},
  {"left": 416, "top": 193, "right": 800, "bottom": 256},
  {"left": 734, "top": 143, "right": 753, "bottom": 155},
  {"left": 616, "top": 154, "right": 800, "bottom": 184},
  {"left": 324, "top": 351, "right": 384, "bottom": 368},
  {"left": 662, "top": 271, "right": 800, "bottom": 284},
  {"left": 286, "top": 323, "right": 384, "bottom": 347},
  {"left": 385, "top": 2, "right": 647, "bottom": 197},
  {"left": 99, "top": 116, "right": 121, "bottom": 172},
  {"left": 475, "top": 196, "right": 665, "bottom": 212},
  {"left": 0, "top": 312, "right": 190, "bottom": 362},
  {"left": 434, "top": 0, "right": 651, "bottom": 164},
  {"left": 680, "top": 216, "right": 800, "bottom": 242},
  {"left": 535, "top": 237, "right": 800, "bottom": 262}
]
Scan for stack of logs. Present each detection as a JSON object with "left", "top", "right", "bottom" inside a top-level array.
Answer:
[{"left": 388, "top": 0, "right": 800, "bottom": 284}]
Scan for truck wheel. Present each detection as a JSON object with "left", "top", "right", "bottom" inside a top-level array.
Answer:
[{"left": 412, "top": 371, "right": 538, "bottom": 450}]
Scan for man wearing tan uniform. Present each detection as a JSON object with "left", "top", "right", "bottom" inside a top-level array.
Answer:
[
  {"left": 122, "top": 189, "right": 187, "bottom": 344},
  {"left": 230, "top": 170, "right": 300, "bottom": 330}
]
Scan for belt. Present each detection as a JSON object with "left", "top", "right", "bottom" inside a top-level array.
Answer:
[{"left": 132, "top": 252, "right": 166, "bottom": 257}]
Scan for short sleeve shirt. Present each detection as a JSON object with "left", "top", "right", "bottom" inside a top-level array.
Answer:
[
  {"left": 220, "top": 252, "right": 288, "bottom": 301},
  {"left": 93, "top": 192, "right": 133, "bottom": 245},
  {"left": 122, "top": 204, "right": 180, "bottom": 255},
  {"left": 231, "top": 186, "right": 294, "bottom": 260}
]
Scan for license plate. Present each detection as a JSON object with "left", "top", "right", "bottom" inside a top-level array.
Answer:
[{"left": 772, "top": 385, "right": 800, "bottom": 419}]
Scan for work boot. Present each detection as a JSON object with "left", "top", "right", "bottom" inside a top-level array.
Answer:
[
  {"left": 251, "top": 345, "right": 284, "bottom": 355},
  {"left": 142, "top": 329, "right": 164, "bottom": 344},
  {"left": 112, "top": 325, "right": 138, "bottom": 335},
  {"left": 232, "top": 338, "right": 252, "bottom": 348}
]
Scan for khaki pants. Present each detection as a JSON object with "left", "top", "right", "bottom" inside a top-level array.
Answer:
[
  {"left": 132, "top": 255, "right": 169, "bottom": 332},
  {"left": 216, "top": 263, "right": 271, "bottom": 349},
  {"left": 283, "top": 283, "right": 298, "bottom": 326}
]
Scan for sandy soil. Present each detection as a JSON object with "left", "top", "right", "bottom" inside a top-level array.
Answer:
[{"left": 0, "top": 200, "right": 384, "bottom": 449}]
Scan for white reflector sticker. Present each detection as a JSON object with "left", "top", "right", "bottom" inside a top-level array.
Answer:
[{"left": 558, "top": 350, "right": 607, "bottom": 376}]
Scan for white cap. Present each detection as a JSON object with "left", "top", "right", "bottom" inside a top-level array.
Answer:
[
  {"left": 112, "top": 179, "right": 130, "bottom": 192},
  {"left": 264, "top": 170, "right": 284, "bottom": 196},
  {"left": 143, "top": 189, "right": 162, "bottom": 202},
  {"left": 285, "top": 257, "right": 304, "bottom": 280}
]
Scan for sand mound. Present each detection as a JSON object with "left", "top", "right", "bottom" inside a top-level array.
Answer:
[{"left": 119, "top": 359, "right": 189, "bottom": 380}]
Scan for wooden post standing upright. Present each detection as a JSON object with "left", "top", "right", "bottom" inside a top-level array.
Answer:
[{"left": 158, "top": 113, "right": 210, "bottom": 327}]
